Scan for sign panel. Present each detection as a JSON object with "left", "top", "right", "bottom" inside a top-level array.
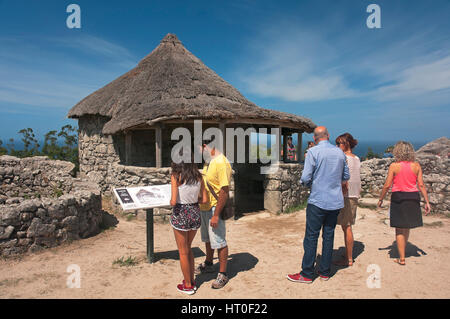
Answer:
[{"left": 113, "top": 184, "right": 172, "bottom": 211}]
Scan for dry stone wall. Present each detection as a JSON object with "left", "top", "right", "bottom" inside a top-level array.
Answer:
[
  {"left": 264, "top": 163, "right": 309, "bottom": 213},
  {"left": 0, "top": 155, "right": 75, "bottom": 200},
  {"left": 0, "top": 156, "right": 102, "bottom": 257}
]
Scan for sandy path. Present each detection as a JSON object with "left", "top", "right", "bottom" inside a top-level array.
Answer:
[{"left": 1, "top": 202, "right": 449, "bottom": 299}]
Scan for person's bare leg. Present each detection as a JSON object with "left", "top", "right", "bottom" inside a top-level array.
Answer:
[
  {"left": 173, "top": 229, "right": 192, "bottom": 287},
  {"left": 187, "top": 230, "right": 197, "bottom": 283},
  {"left": 344, "top": 225, "right": 354, "bottom": 265},
  {"left": 334, "top": 225, "right": 353, "bottom": 266},
  {"left": 205, "top": 242, "right": 214, "bottom": 264},
  {"left": 395, "top": 228, "right": 407, "bottom": 265},
  {"left": 218, "top": 246, "right": 228, "bottom": 273}
]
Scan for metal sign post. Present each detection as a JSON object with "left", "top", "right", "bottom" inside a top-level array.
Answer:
[{"left": 146, "top": 208, "right": 155, "bottom": 263}]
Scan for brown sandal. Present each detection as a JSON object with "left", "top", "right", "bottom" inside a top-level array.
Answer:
[
  {"left": 394, "top": 258, "right": 406, "bottom": 265},
  {"left": 333, "top": 258, "right": 354, "bottom": 267}
]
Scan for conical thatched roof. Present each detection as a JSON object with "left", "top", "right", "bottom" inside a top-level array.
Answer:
[{"left": 68, "top": 33, "right": 316, "bottom": 134}]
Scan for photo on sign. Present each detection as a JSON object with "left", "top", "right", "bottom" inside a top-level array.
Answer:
[{"left": 136, "top": 187, "right": 165, "bottom": 204}]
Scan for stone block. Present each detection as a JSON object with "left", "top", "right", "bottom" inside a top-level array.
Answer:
[
  {"left": 0, "top": 225, "right": 14, "bottom": 239},
  {"left": 27, "top": 218, "right": 56, "bottom": 238},
  {"left": 264, "top": 190, "right": 281, "bottom": 213}
]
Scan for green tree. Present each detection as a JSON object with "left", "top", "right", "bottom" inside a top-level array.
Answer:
[
  {"left": 42, "top": 130, "right": 60, "bottom": 159},
  {"left": 1, "top": 124, "right": 79, "bottom": 172},
  {"left": 57, "top": 125, "right": 79, "bottom": 171},
  {"left": 18, "top": 128, "right": 40, "bottom": 157},
  {"left": 0, "top": 139, "right": 7, "bottom": 155},
  {"left": 6, "top": 138, "right": 17, "bottom": 156},
  {"left": 366, "top": 147, "right": 381, "bottom": 159}
]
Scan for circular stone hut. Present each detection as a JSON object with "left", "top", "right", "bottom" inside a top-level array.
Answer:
[{"left": 68, "top": 33, "right": 316, "bottom": 214}]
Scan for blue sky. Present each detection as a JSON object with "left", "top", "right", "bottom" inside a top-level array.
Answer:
[{"left": 0, "top": 0, "right": 449, "bottom": 145}]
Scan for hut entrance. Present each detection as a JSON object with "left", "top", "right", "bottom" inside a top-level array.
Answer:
[{"left": 233, "top": 163, "right": 266, "bottom": 213}]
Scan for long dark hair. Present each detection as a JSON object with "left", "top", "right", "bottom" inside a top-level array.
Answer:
[
  {"left": 336, "top": 132, "right": 358, "bottom": 149},
  {"left": 171, "top": 156, "right": 202, "bottom": 185}
]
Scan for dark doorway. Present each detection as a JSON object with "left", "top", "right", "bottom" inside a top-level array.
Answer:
[{"left": 233, "top": 163, "right": 265, "bottom": 214}]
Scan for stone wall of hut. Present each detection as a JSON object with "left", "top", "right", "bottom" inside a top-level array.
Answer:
[
  {"left": 263, "top": 163, "right": 310, "bottom": 213},
  {"left": 78, "top": 115, "right": 122, "bottom": 189}
]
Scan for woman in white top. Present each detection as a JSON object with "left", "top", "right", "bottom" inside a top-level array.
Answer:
[
  {"left": 334, "top": 133, "right": 361, "bottom": 267},
  {"left": 170, "top": 159, "right": 208, "bottom": 295}
]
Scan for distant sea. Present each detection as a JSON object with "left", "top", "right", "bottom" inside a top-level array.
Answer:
[
  {"left": 349, "top": 141, "right": 428, "bottom": 158},
  {"left": 1, "top": 140, "right": 65, "bottom": 151}
]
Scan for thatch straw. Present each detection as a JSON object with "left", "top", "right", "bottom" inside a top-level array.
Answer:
[{"left": 68, "top": 34, "right": 316, "bottom": 134}]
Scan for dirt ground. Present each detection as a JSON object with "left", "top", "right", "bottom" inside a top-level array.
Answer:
[{"left": 1, "top": 198, "right": 449, "bottom": 299}]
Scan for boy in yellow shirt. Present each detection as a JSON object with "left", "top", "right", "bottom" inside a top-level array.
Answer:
[{"left": 196, "top": 140, "right": 232, "bottom": 289}]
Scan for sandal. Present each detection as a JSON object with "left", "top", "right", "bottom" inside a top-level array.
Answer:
[
  {"left": 394, "top": 258, "right": 406, "bottom": 266},
  {"left": 333, "top": 258, "right": 354, "bottom": 267}
]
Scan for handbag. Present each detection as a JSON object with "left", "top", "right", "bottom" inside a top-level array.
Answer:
[{"left": 206, "top": 181, "right": 234, "bottom": 220}]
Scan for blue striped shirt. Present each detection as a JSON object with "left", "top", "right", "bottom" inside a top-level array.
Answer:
[{"left": 300, "top": 140, "right": 350, "bottom": 210}]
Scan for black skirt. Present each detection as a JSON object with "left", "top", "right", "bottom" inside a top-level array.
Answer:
[{"left": 390, "top": 192, "right": 423, "bottom": 229}]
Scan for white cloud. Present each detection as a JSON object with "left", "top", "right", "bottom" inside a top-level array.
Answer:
[
  {"left": 245, "top": 74, "right": 356, "bottom": 101},
  {"left": 235, "top": 19, "right": 450, "bottom": 106},
  {"left": 374, "top": 55, "right": 450, "bottom": 100},
  {"left": 52, "top": 35, "right": 137, "bottom": 68},
  {"left": 0, "top": 35, "right": 138, "bottom": 110},
  {"left": 238, "top": 28, "right": 358, "bottom": 102}
]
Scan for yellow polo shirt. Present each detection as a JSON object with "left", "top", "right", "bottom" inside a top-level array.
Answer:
[{"left": 200, "top": 153, "right": 232, "bottom": 211}]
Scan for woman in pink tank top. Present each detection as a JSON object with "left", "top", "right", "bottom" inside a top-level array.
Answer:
[
  {"left": 378, "top": 141, "right": 431, "bottom": 266},
  {"left": 391, "top": 161, "right": 419, "bottom": 193}
]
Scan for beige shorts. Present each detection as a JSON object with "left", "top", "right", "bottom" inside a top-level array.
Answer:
[{"left": 337, "top": 197, "right": 358, "bottom": 226}]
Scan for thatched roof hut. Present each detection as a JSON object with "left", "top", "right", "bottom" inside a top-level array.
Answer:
[
  {"left": 68, "top": 33, "right": 315, "bottom": 135},
  {"left": 67, "top": 33, "right": 317, "bottom": 214}
]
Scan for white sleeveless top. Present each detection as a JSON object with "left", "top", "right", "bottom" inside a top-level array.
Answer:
[
  {"left": 346, "top": 155, "right": 361, "bottom": 198},
  {"left": 177, "top": 181, "right": 201, "bottom": 204}
]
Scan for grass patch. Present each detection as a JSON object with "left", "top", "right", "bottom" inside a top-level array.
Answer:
[
  {"left": 0, "top": 278, "right": 23, "bottom": 287},
  {"left": 99, "top": 222, "right": 115, "bottom": 233},
  {"left": 280, "top": 200, "right": 308, "bottom": 215},
  {"left": 358, "top": 203, "right": 378, "bottom": 210},
  {"left": 53, "top": 188, "right": 63, "bottom": 198},
  {"left": 112, "top": 256, "right": 139, "bottom": 267},
  {"left": 424, "top": 221, "right": 444, "bottom": 228}
]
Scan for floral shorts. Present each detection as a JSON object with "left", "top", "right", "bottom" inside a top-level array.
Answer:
[{"left": 170, "top": 203, "right": 201, "bottom": 231}]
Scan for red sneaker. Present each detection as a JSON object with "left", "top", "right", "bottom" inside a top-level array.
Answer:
[
  {"left": 177, "top": 282, "right": 196, "bottom": 295},
  {"left": 319, "top": 274, "right": 330, "bottom": 281},
  {"left": 183, "top": 280, "right": 197, "bottom": 291},
  {"left": 286, "top": 273, "right": 313, "bottom": 284}
]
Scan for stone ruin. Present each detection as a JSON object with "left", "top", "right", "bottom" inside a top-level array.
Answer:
[
  {"left": 2, "top": 136, "right": 447, "bottom": 257},
  {"left": 0, "top": 155, "right": 103, "bottom": 257}
]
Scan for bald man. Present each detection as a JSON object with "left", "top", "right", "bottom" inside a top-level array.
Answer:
[{"left": 287, "top": 126, "right": 350, "bottom": 283}]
